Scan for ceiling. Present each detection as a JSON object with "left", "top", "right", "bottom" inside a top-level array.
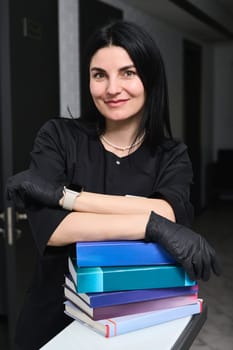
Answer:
[{"left": 126, "top": 0, "right": 233, "bottom": 42}]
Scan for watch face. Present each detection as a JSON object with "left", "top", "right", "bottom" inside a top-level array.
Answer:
[{"left": 68, "top": 183, "right": 83, "bottom": 192}]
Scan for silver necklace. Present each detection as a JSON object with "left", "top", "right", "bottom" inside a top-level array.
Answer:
[{"left": 101, "top": 132, "right": 145, "bottom": 151}]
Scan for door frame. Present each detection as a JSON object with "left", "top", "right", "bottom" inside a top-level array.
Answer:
[
  {"left": 183, "top": 39, "right": 202, "bottom": 214},
  {"left": 0, "top": 0, "right": 18, "bottom": 348}
]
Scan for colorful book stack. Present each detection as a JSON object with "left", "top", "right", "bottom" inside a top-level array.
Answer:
[{"left": 64, "top": 240, "right": 202, "bottom": 337}]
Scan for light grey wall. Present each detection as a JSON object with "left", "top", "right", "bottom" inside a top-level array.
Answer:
[{"left": 58, "top": 0, "right": 80, "bottom": 118}]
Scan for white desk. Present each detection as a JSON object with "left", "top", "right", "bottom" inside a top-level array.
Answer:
[{"left": 41, "top": 315, "right": 192, "bottom": 350}]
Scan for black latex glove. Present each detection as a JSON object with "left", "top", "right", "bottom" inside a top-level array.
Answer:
[
  {"left": 145, "top": 211, "right": 221, "bottom": 281},
  {"left": 7, "top": 170, "right": 64, "bottom": 209}
]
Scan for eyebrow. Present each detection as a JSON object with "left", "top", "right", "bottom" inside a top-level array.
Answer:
[{"left": 90, "top": 64, "right": 136, "bottom": 72}]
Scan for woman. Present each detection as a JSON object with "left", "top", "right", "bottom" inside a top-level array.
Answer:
[{"left": 7, "top": 21, "right": 220, "bottom": 349}]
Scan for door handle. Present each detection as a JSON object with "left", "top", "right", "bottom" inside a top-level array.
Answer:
[
  {"left": 0, "top": 212, "right": 5, "bottom": 238},
  {"left": 0, "top": 211, "right": 27, "bottom": 222},
  {"left": 16, "top": 212, "right": 27, "bottom": 221},
  {"left": 0, "top": 209, "right": 28, "bottom": 245}
]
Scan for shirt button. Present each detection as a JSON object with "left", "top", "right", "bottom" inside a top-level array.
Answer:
[{"left": 116, "top": 160, "right": 120, "bottom": 165}]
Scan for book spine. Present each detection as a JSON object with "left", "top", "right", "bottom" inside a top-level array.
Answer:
[
  {"left": 80, "top": 285, "right": 198, "bottom": 307},
  {"left": 87, "top": 295, "right": 197, "bottom": 320},
  {"left": 75, "top": 240, "right": 175, "bottom": 267},
  {"left": 76, "top": 265, "right": 196, "bottom": 293},
  {"left": 103, "top": 299, "right": 203, "bottom": 337}
]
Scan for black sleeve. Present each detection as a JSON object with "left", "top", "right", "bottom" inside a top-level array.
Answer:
[
  {"left": 151, "top": 142, "right": 194, "bottom": 227},
  {"left": 26, "top": 206, "right": 69, "bottom": 256},
  {"left": 27, "top": 119, "right": 71, "bottom": 255},
  {"left": 29, "top": 119, "right": 68, "bottom": 184}
]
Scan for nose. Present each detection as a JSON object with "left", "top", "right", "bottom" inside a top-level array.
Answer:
[{"left": 106, "top": 76, "right": 121, "bottom": 95}]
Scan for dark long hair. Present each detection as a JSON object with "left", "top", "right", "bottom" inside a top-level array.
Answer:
[{"left": 80, "top": 20, "right": 173, "bottom": 151}]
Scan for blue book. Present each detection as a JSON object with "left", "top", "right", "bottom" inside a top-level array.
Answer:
[
  {"left": 75, "top": 240, "right": 175, "bottom": 267},
  {"left": 65, "top": 274, "right": 198, "bottom": 307},
  {"left": 64, "top": 299, "right": 203, "bottom": 337},
  {"left": 68, "top": 258, "right": 195, "bottom": 293}
]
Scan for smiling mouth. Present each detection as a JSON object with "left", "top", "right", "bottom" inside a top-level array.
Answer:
[{"left": 105, "top": 99, "right": 129, "bottom": 106}]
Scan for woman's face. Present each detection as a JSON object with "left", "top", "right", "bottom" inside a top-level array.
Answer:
[{"left": 89, "top": 45, "right": 145, "bottom": 124}]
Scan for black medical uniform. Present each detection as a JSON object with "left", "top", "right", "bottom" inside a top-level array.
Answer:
[{"left": 14, "top": 118, "right": 194, "bottom": 349}]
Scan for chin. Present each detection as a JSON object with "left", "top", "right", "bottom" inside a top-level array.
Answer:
[{"left": 104, "top": 115, "right": 130, "bottom": 122}]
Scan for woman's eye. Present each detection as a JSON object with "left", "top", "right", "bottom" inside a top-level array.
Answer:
[
  {"left": 92, "top": 72, "right": 105, "bottom": 79},
  {"left": 124, "top": 70, "right": 136, "bottom": 77}
]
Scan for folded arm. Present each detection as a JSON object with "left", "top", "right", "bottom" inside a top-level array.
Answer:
[
  {"left": 68, "top": 191, "right": 175, "bottom": 218},
  {"left": 7, "top": 169, "right": 175, "bottom": 246},
  {"left": 48, "top": 212, "right": 149, "bottom": 246}
]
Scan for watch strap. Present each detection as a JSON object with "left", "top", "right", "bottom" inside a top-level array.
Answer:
[{"left": 62, "top": 187, "right": 81, "bottom": 211}]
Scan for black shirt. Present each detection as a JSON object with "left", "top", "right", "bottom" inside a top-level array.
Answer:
[{"left": 15, "top": 117, "right": 194, "bottom": 349}]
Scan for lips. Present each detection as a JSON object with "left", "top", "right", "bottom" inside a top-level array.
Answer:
[{"left": 104, "top": 99, "right": 129, "bottom": 107}]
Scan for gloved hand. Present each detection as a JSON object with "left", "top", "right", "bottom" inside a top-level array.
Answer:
[
  {"left": 7, "top": 170, "right": 64, "bottom": 209},
  {"left": 145, "top": 211, "right": 221, "bottom": 281}
]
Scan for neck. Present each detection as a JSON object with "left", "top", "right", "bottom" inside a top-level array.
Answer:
[{"left": 103, "top": 118, "right": 141, "bottom": 145}]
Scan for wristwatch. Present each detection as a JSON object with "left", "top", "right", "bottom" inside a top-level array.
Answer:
[{"left": 62, "top": 185, "right": 83, "bottom": 211}]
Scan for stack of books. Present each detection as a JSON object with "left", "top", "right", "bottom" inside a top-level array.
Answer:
[{"left": 64, "top": 240, "right": 202, "bottom": 337}]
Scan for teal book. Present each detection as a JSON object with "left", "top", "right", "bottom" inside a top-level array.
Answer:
[
  {"left": 75, "top": 240, "right": 175, "bottom": 267},
  {"left": 68, "top": 258, "right": 195, "bottom": 293},
  {"left": 65, "top": 274, "right": 198, "bottom": 308}
]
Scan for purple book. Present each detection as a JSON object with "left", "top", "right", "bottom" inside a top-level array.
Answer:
[
  {"left": 64, "top": 286, "right": 198, "bottom": 320},
  {"left": 65, "top": 274, "right": 198, "bottom": 308}
]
